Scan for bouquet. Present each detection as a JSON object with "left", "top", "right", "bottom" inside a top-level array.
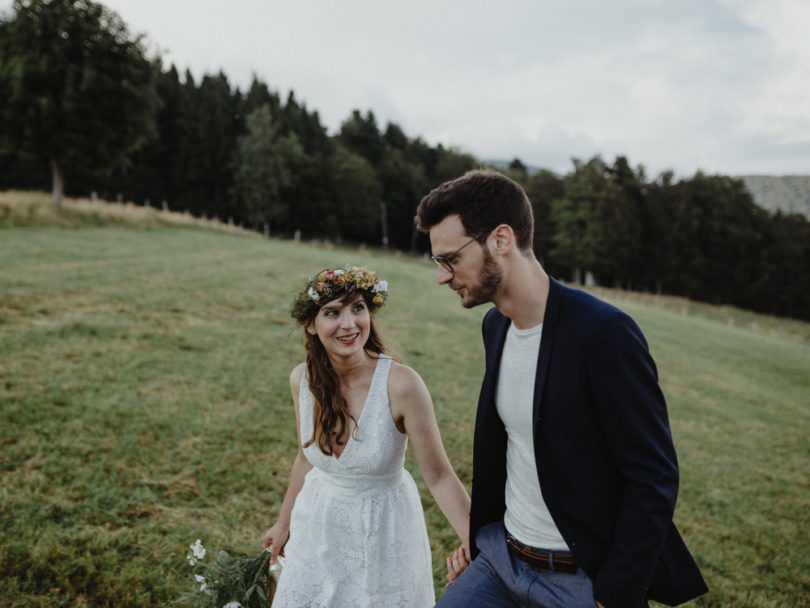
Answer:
[{"left": 173, "top": 539, "right": 284, "bottom": 608}]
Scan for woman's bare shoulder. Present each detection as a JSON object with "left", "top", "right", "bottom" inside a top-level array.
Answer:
[
  {"left": 388, "top": 360, "right": 427, "bottom": 397},
  {"left": 289, "top": 362, "right": 306, "bottom": 389}
]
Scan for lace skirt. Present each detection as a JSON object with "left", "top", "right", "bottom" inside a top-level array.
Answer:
[{"left": 272, "top": 467, "right": 435, "bottom": 608}]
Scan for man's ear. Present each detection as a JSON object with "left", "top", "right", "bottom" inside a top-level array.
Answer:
[{"left": 491, "top": 224, "right": 515, "bottom": 255}]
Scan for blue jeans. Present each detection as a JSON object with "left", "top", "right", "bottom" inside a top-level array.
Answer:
[{"left": 436, "top": 522, "right": 596, "bottom": 608}]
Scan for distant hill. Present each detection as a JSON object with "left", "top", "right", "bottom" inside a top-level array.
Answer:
[
  {"left": 739, "top": 175, "right": 810, "bottom": 218},
  {"left": 482, "top": 159, "right": 546, "bottom": 175},
  {"left": 484, "top": 161, "right": 810, "bottom": 219}
]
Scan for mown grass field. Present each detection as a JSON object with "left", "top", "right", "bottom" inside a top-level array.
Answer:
[{"left": 1, "top": 193, "right": 809, "bottom": 607}]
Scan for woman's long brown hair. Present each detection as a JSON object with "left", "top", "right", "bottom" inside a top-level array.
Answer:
[{"left": 301, "top": 301, "right": 387, "bottom": 456}]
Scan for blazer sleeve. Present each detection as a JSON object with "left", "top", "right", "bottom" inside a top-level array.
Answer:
[{"left": 586, "top": 310, "right": 680, "bottom": 607}]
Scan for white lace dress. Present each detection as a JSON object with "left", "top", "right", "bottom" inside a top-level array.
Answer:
[{"left": 272, "top": 355, "right": 435, "bottom": 608}]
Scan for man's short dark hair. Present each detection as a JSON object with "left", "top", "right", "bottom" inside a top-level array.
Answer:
[{"left": 415, "top": 169, "right": 534, "bottom": 251}]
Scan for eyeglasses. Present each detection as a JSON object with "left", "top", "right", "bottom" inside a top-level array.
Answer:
[{"left": 430, "top": 235, "right": 481, "bottom": 273}]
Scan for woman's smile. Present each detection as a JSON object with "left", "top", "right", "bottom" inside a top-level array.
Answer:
[{"left": 337, "top": 332, "right": 360, "bottom": 345}]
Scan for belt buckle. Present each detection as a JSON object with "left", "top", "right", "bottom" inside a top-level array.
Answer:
[
  {"left": 507, "top": 534, "right": 549, "bottom": 569},
  {"left": 546, "top": 551, "right": 577, "bottom": 574}
]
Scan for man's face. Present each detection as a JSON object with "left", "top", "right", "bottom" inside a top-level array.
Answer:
[{"left": 428, "top": 214, "right": 501, "bottom": 308}]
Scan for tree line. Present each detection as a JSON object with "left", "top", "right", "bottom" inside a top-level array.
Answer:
[
  {"left": 513, "top": 157, "right": 810, "bottom": 321},
  {"left": 1, "top": 0, "right": 808, "bottom": 321}
]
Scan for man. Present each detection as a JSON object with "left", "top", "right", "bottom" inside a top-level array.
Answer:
[{"left": 415, "top": 170, "right": 707, "bottom": 608}]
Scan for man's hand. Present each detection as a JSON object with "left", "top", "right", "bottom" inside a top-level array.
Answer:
[{"left": 446, "top": 545, "right": 471, "bottom": 586}]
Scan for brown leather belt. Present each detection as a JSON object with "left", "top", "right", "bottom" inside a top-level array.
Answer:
[{"left": 505, "top": 531, "right": 579, "bottom": 574}]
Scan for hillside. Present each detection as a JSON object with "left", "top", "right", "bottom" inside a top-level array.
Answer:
[
  {"left": 740, "top": 174, "right": 810, "bottom": 218},
  {"left": 2, "top": 218, "right": 809, "bottom": 607}
]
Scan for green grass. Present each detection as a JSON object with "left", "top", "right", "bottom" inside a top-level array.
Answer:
[{"left": 1, "top": 193, "right": 809, "bottom": 606}]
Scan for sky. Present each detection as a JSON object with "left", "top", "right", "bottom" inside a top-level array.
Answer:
[{"left": 4, "top": 0, "right": 809, "bottom": 177}]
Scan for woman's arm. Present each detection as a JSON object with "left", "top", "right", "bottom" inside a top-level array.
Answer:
[
  {"left": 261, "top": 364, "right": 313, "bottom": 564},
  {"left": 389, "top": 363, "right": 471, "bottom": 553}
]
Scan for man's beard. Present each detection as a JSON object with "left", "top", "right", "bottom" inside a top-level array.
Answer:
[{"left": 463, "top": 246, "right": 501, "bottom": 308}]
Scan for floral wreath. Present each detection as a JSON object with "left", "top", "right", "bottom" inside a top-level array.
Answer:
[{"left": 291, "top": 266, "right": 389, "bottom": 323}]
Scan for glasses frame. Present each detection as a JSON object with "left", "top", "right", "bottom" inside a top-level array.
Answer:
[{"left": 430, "top": 235, "right": 483, "bottom": 273}]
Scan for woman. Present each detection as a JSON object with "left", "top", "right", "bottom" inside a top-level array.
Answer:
[{"left": 263, "top": 266, "right": 470, "bottom": 608}]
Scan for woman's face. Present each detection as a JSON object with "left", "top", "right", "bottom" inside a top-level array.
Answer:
[{"left": 308, "top": 294, "right": 371, "bottom": 359}]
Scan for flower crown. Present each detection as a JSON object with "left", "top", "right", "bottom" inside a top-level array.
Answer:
[{"left": 291, "top": 266, "right": 389, "bottom": 323}]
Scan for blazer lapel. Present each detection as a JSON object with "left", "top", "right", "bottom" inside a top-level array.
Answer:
[
  {"left": 475, "top": 310, "right": 510, "bottom": 433},
  {"left": 532, "top": 278, "right": 563, "bottom": 425}
]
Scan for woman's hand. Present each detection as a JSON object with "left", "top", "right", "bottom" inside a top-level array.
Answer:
[
  {"left": 261, "top": 522, "right": 289, "bottom": 564},
  {"left": 445, "top": 544, "right": 471, "bottom": 586}
]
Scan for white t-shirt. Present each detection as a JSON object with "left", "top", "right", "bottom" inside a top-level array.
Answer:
[{"left": 495, "top": 321, "right": 569, "bottom": 550}]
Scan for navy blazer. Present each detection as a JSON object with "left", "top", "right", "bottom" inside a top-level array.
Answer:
[{"left": 469, "top": 278, "right": 707, "bottom": 607}]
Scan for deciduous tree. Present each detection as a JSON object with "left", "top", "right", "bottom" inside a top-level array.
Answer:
[{"left": 232, "top": 104, "right": 303, "bottom": 230}]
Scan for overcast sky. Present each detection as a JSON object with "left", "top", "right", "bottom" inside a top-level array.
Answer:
[{"left": 4, "top": 0, "right": 809, "bottom": 177}]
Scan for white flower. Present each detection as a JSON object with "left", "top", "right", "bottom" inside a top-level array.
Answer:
[
  {"left": 186, "top": 539, "right": 206, "bottom": 565},
  {"left": 334, "top": 269, "right": 344, "bottom": 275},
  {"left": 223, "top": 602, "right": 243, "bottom": 608},
  {"left": 307, "top": 286, "right": 320, "bottom": 301},
  {"left": 191, "top": 539, "right": 206, "bottom": 559},
  {"left": 373, "top": 280, "right": 388, "bottom": 293},
  {"left": 194, "top": 574, "right": 206, "bottom": 583},
  {"left": 269, "top": 554, "right": 285, "bottom": 580}
]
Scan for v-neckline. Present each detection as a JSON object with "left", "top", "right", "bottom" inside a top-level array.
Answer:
[{"left": 333, "top": 356, "right": 384, "bottom": 461}]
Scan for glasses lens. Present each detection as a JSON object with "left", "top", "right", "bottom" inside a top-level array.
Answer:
[{"left": 430, "top": 255, "right": 453, "bottom": 273}]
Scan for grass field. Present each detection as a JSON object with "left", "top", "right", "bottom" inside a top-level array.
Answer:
[{"left": 1, "top": 193, "right": 809, "bottom": 607}]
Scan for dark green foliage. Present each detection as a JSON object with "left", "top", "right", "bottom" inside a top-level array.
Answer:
[
  {"left": 758, "top": 211, "right": 810, "bottom": 319},
  {"left": 662, "top": 172, "right": 768, "bottom": 306},
  {"left": 0, "top": 0, "right": 159, "bottom": 203},
  {"left": 326, "top": 142, "right": 382, "bottom": 241},
  {"left": 515, "top": 155, "right": 810, "bottom": 321},
  {"left": 376, "top": 144, "right": 428, "bottom": 250},
  {"left": 232, "top": 105, "right": 302, "bottom": 231},
  {"left": 339, "top": 109, "right": 386, "bottom": 165},
  {"left": 524, "top": 169, "right": 563, "bottom": 266},
  {"left": 188, "top": 72, "right": 242, "bottom": 220}
]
